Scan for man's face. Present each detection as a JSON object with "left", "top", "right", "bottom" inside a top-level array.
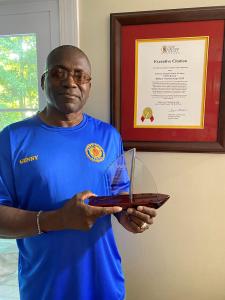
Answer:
[{"left": 42, "top": 48, "right": 91, "bottom": 115}]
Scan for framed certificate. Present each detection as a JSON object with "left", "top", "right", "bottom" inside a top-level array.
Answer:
[{"left": 110, "top": 7, "right": 225, "bottom": 152}]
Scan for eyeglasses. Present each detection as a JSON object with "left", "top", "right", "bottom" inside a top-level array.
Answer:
[{"left": 43, "top": 66, "right": 91, "bottom": 85}]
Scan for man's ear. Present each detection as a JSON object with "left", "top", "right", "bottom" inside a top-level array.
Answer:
[{"left": 41, "top": 74, "right": 45, "bottom": 90}]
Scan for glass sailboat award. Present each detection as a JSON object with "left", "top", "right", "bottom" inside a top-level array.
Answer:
[{"left": 89, "top": 148, "right": 170, "bottom": 209}]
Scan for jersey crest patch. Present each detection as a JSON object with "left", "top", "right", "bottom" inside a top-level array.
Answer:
[{"left": 85, "top": 143, "right": 105, "bottom": 162}]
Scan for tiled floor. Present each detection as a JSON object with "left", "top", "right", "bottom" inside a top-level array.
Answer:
[{"left": 0, "top": 240, "right": 19, "bottom": 299}]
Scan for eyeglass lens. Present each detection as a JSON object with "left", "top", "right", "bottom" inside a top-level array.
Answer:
[{"left": 48, "top": 67, "right": 91, "bottom": 84}]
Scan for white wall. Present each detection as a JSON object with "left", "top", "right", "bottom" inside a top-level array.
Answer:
[{"left": 79, "top": 1, "right": 225, "bottom": 300}]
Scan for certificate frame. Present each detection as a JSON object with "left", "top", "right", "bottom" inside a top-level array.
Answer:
[{"left": 110, "top": 6, "right": 225, "bottom": 152}]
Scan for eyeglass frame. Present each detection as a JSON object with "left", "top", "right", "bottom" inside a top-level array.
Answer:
[{"left": 42, "top": 65, "right": 92, "bottom": 85}]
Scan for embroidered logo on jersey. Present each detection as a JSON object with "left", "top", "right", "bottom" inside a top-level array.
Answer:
[
  {"left": 19, "top": 155, "right": 38, "bottom": 164},
  {"left": 85, "top": 143, "right": 105, "bottom": 162}
]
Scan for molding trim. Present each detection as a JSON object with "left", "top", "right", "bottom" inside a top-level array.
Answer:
[{"left": 59, "top": 0, "right": 79, "bottom": 46}]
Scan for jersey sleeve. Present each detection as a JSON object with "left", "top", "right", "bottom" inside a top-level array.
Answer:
[{"left": 0, "top": 127, "right": 17, "bottom": 207}]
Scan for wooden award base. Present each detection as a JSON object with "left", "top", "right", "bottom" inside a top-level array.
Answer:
[{"left": 89, "top": 193, "right": 170, "bottom": 209}]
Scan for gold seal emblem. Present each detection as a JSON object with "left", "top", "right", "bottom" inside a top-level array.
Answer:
[
  {"left": 141, "top": 107, "right": 154, "bottom": 122},
  {"left": 85, "top": 143, "right": 105, "bottom": 162}
]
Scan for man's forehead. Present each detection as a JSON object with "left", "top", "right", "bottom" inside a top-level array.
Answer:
[{"left": 47, "top": 49, "right": 90, "bottom": 71}]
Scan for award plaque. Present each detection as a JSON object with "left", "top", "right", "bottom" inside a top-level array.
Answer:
[{"left": 89, "top": 148, "right": 170, "bottom": 209}]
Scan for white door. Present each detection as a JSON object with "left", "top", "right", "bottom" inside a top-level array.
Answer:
[{"left": 0, "top": 1, "right": 60, "bottom": 299}]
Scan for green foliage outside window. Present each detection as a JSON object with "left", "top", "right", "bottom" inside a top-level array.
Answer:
[
  {"left": 0, "top": 34, "right": 38, "bottom": 130},
  {"left": 0, "top": 111, "right": 31, "bottom": 129}
]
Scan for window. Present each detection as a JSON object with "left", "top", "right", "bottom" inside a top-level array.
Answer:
[
  {"left": 0, "top": 34, "right": 38, "bottom": 130},
  {"left": 0, "top": 0, "right": 61, "bottom": 131}
]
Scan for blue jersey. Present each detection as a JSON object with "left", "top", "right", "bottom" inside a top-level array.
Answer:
[{"left": 0, "top": 114, "right": 129, "bottom": 300}]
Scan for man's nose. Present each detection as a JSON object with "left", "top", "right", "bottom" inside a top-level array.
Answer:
[{"left": 62, "top": 73, "right": 78, "bottom": 87}]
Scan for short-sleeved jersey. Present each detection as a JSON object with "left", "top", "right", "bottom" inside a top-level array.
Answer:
[{"left": 0, "top": 114, "right": 129, "bottom": 300}]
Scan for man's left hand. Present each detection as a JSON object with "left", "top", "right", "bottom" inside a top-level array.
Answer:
[{"left": 117, "top": 206, "right": 157, "bottom": 233}]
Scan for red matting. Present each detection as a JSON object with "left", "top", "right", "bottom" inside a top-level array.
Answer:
[{"left": 121, "top": 20, "right": 224, "bottom": 142}]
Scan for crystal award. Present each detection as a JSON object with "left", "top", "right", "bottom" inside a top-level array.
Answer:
[{"left": 89, "top": 148, "right": 170, "bottom": 209}]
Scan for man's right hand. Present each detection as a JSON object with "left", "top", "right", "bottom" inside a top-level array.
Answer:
[
  {"left": 57, "top": 191, "right": 122, "bottom": 231},
  {"left": 0, "top": 191, "right": 122, "bottom": 238}
]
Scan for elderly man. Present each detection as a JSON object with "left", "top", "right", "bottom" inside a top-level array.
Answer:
[{"left": 0, "top": 45, "right": 156, "bottom": 300}]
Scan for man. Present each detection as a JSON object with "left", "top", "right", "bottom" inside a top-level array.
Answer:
[{"left": 0, "top": 45, "right": 156, "bottom": 300}]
